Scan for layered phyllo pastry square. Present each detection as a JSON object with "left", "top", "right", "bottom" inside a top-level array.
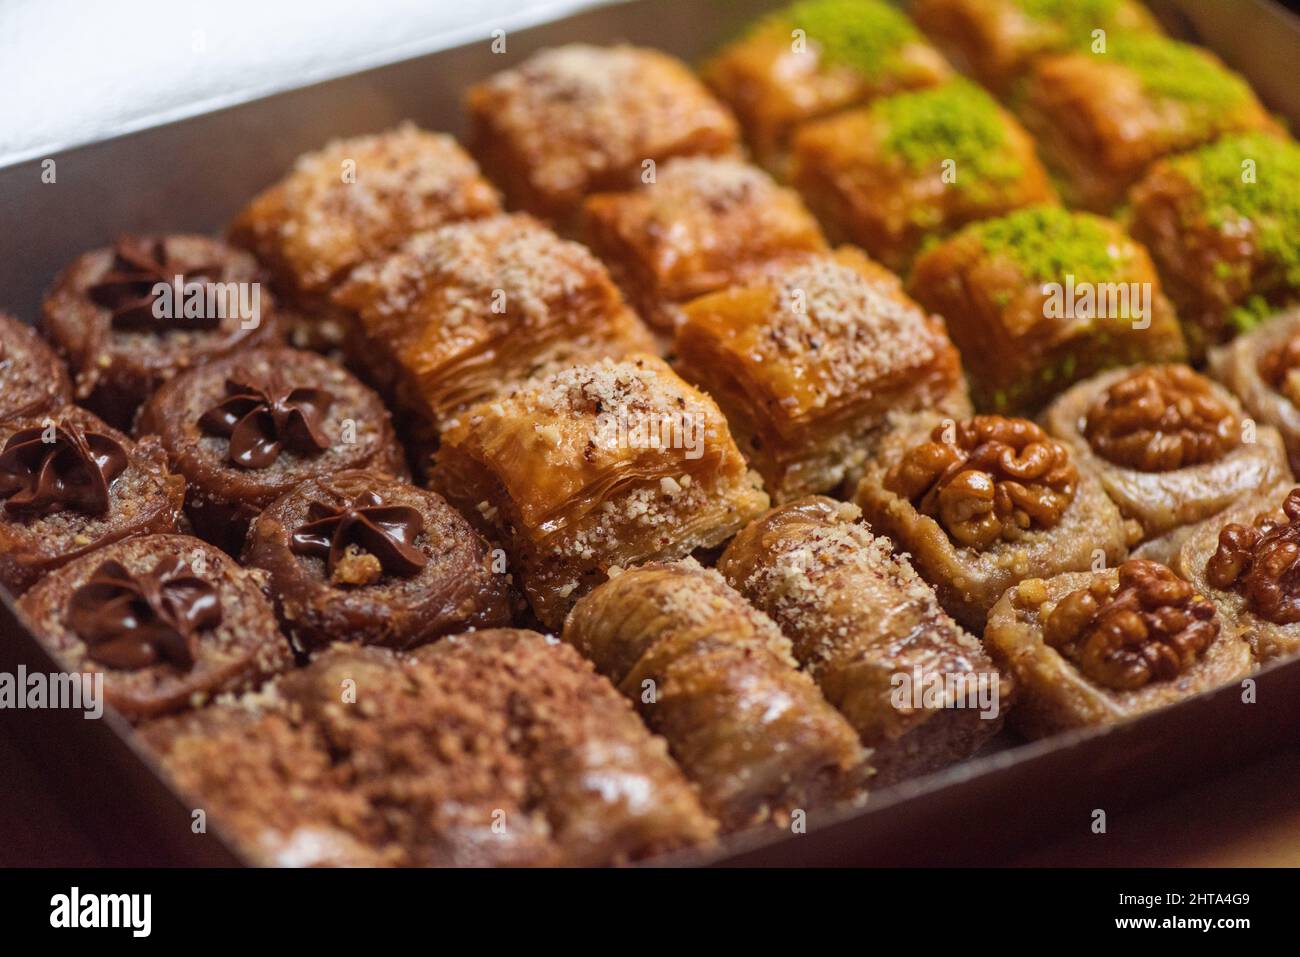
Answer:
[
  {"left": 333, "top": 213, "right": 653, "bottom": 465},
  {"left": 909, "top": 0, "right": 1162, "bottom": 94},
  {"left": 702, "top": 0, "right": 951, "bottom": 173},
  {"left": 1012, "top": 34, "right": 1279, "bottom": 211},
  {"left": 790, "top": 79, "right": 1056, "bottom": 272},
  {"left": 580, "top": 157, "right": 827, "bottom": 331},
  {"left": 907, "top": 206, "right": 1186, "bottom": 413},
  {"left": 1128, "top": 133, "right": 1300, "bottom": 357},
  {"left": 466, "top": 44, "right": 739, "bottom": 223},
  {"left": 431, "top": 355, "right": 769, "bottom": 628},
  {"left": 675, "top": 247, "right": 969, "bottom": 502}
]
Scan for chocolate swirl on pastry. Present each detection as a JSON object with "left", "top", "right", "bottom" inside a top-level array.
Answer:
[
  {"left": 198, "top": 371, "right": 333, "bottom": 469},
  {"left": 87, "top": 236, "right": 222, "bottom": 331},
  {"left": 0, "top": 418, "right": 128, "bottom": 516},
  {"left": 68, "top": 556, "right": 223, "bottom": 670},
  {"left": 290, "top": 491, "right": 426, "bottom": 585}
]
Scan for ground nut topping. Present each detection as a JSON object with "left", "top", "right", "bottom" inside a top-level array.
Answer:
[
  {"left": 1084, "top": 366, "right": 1239, "bottom": 471},
  {"left": 1043, "top": 560, "right": 1219, "bottom": 690},
  {"left": 1206, "top": 488, "right": 1300, "bottom": 624},
  {"left": 1258, "top": 330, "right": 1300, "bottom": 409},
  {"left": 884, "top": 416, "right": 1078, "bottom": 548}
]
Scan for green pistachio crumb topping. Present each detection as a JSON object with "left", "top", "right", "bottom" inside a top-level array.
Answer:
[
  {"left": 1101, "top": 35, "right": 1254, "bottom": 115},
  {"left": 970, "top": 206, "right": 1130, "bottom": 284},
  {"left": 1017, "top": 0, "right": 1130, "bottom": 42},
  {"left": 769, "top": 0, "right": 921, "bottom": 80}
]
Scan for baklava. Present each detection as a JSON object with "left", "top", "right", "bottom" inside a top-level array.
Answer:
[
  {"left": 1209, "top": 307, "right": 1300, "bottom": 473},
  {"left": 790, "top": 79, "right": 1056, "bottom": 271},
  {"left": 432, "top": 354, "right": 769, "bottom": 629},
  {"left": 0, "top": 311, "right": 72, "bottom": 422},
  {"left": 907, "top": 205, "right": 1185, "bottom": 413},
  {"left": 676, "top": 247, "right": 969, "bottom": 502}
]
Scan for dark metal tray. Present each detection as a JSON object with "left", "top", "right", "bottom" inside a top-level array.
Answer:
[{"left": 3, "top": 0, "right": 1300, "bottom": 867}]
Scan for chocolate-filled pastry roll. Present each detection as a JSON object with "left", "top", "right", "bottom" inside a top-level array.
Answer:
[
  {"left": 909, "top": 0, "right": 1161, "bottom": 94},
  {"left": 703, "top": 0, "right": 951, "bottom": 174},
  {"left": 565, "top": 560, "right": 867, "bottom": 829},
  {"left": 432, "top": 354, "right": 769, "bottom": 629},
  {"left": 136, "top": 347, "right": 406, "bottom": 554},
  {"left": 0, "top": 312, "right": 72, "bottom": 422},
  {"left": 229, "top": 124, "right": 501, "bottom": 348},
  {"left": 855, "top": 415, "right": 1134, "bottom": 631},
  {"left": 676, "top": 248, "right": 969, "bottom": 501},
  {"left": 1129, "top": 134, "right": 1300, "bottom": 357},
  {"left": 18, "top": 534, "right": 291, "bottom": 722},
  {"left": 243, "top": 469, "right": 511, "bottom": 650},
  {"left": 908, "top": 206, "right": 1185, "bottom": 414},
  {"left": 1210, "top": 308, "right": 1300, "bottom": 474},
  {"left": 984, "top": 559, "right": 1252, "bottom": 738},
  {"left": 718, "top": 497, "right": 1005, "bottom": 784},
  {"left": 1173, "top": 487, "right": 1300, "bottom": 663},
  {"left": 0, "top": 407, "right": 185, "bottom": 593},
  {"left": 466, "top": 44, "right": 739, "bottom": 224},
  {"left": 1043, "top": 365, "right": 1291, "bottom": 564},
  {"left": 790, "top": 80, "right": 1056, "bottom": 273},
  {"left": 41, "top": 235, "right": 281, "bottom": 429},
  {"left": 1012, "top": 35, "right": 1279, "bottom": 212},
  {"left": 333, "top": 213, "right": 653, "bottom": 465}
]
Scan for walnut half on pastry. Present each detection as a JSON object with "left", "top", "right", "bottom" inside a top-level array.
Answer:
[
  {"left": 1042, "top": 364, "right": 1292, "bottom": 564},
  {"left": 1209, "top": 307, "right": 1300, "bottom": 475},
  {"left": 718, "top": 497, "right": 1005, "bottom": 785},
  {"left": 984, "top": 559, "right": 1253, "bottom": 738}
]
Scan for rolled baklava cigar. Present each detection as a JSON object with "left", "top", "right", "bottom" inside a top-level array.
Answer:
[
  {"left": 718, "top": 497, "right": 1006, "bottom": 784},
  {"left": 855, "top": 414, "right": 1135, "bottom": 631},
  {"left": 703, "top": 0, "right": 951, "bottom": 174},
  {"left": 1043, "top": 365, "right": 1292, "bottom": 564},
  {"left": 0, "top": 407, "right": 186, "bottom": 593},
  {"left": 466, "top": 44, "right": 740, "bottom": 224},
  {"left": 18, "top": 533, "right": 292, "bottom": 722},
  {"left": 565, "top": 560, "right": 867, "bottom": 829},
  {"left": 0, "top": 311, "right": 72, "bottom": 422},
  {"left": 1173, "top": 486, "right": 1300, "bottom": 663},
  {"left": 136, "top": 346, "right": 407, "bottom": 554},
  {"left": 243, "top": 469, "right": 512, "bottom": 651},
  {"left": 41, "top": 235, "right": 281, "bottom": 429},
  {"left": 1128, "top": 134, "right": 1300, "bottom": 357},
  {"left": 1210, "top": 308, "right": 1300, "bottom": 474},
  {"left": 985, "top": 559, "right": 1253, "bottom": 738},
  {"left": 229, "top": 123, "right": 502, "bottom": 349}
]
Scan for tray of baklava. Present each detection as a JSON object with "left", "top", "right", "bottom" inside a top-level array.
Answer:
[{"left": 2, "top": 0, "right": 1300, "bottom": 867}]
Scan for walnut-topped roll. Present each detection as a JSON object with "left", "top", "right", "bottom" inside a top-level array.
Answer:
[
  {"left": 565, "top": 559, "right": 867, "bottom": 829},
  {"left": 1209, "top": 308, "right": 1300, "bottom": 475},
  {"left": 718, "top": 497, "right": 1005, "bottom": 785},
  {"left": 1043, "top": 365, "right": 1292, "bottom": 564}
]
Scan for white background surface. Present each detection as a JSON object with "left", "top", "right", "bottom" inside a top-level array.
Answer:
[{"left": 0, "top": 0, "right": 619, "bottom": 167}]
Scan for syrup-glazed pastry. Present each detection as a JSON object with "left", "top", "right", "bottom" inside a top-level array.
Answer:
[
  {"left": 1173, "top": 486, "right": 1300, "bottom": 663},
  {"left": 229, "top": 124, "right": 502, "bottom": 348},
  {"left": 1129, "top": 134, "right": 1300, "bottom": 358},
  {"left": 1012, "top": 34, "right": 1280, "bottom": 211},
  {"left": 0, "top": 312, "right": 72, "bottom": 423},
  {"left": 466, "top": 44, "right": 739, "bottom": 224},
  {"left": 564, "top": 559, "right": 867, "bottom": 829},
  {"left": 18, "top": 533, "right": 291, "bottom": 722},
  {"left": 790, "top": 80, "right": 1056, "bottom": 273},
  {"left": 144, "top": 633, "right": 718, "bottom": 866},
  {"left": 136, "top": 347, "right": 406, "bottom": 554},
  {"left": 909, "top": 0, "right": 1162, "bottom": 94},
  {"left": 854, "top": 415, "right": 1135, "bottom": 631},
  {"left": 703, "top": 0, "right": 951, "bottom": 174},
  {"left": 332, "top": 213, "right": 653, "bottom": 467},
  {"left": 984, "top": 559, "right": 1253, "bottom": 738},
  {"left": 580, "top": 157, "right": 826, "bottom": 331},
  {"left": 1043, "top": 365, "right": 1292, "bottom": 564},
  {"left": 676, "top": 247, "right": 969, "bottom": 502},
  {"left": 243, "top": 469, "right": 512, "bottom": 651},
  {"left": 41, "top": 235, "right": 281, "bottom": 429},
  {"left": 431, "top": 354, "right": 769, "bottom": 629},
  {"left": 717, "top": 497, "right": 1005, "bottom": 785},
  {"left": 1209, "top": 308, "right": 1300, "bottom": 474},
  {"left": 907, "top": 206, "right": 1185, "bottom": 414},
  {"left": 0, "top": 407, "right": 185, "bottom": 593}
]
